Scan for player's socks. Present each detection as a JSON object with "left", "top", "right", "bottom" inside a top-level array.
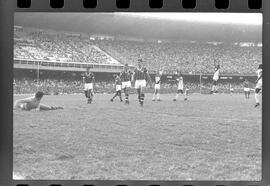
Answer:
[
  {"left": 84, "top": 91, "right": 88, "bottom": 98},
  {"left": 140, "top": 93, "right": 145, "bottom": 106},
  {"left": 255, "top": 93, "right": 260, "bottom": 107},
  {"left": 157, "top": 93, "right": 160, "bottom": 101},
  {"left": 255, "top": 103, "right": 260, "bottom": 107}
]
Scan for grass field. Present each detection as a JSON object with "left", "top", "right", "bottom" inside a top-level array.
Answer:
[{"left": 13, "top": 93, "right": 261, "bottom": 180}]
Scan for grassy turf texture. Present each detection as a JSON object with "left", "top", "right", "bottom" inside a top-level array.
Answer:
[{"left": 13, "top": 93, "right": 261, "bottom": 180}]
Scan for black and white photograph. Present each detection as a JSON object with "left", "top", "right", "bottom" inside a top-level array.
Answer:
[{"left": 13, "top": 12, "right": 262, "bottom": 180}]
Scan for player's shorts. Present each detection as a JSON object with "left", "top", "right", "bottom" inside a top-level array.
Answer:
[
  {"left": 230, "top": 89, "right": 234, "bottom": 92},
  {"left": 256, "top": 81, "right": 262, "bottom": 89},
  {"left": 135, "top": 79, "right": 146, "bottom": 89},
  {"left": 19, "top": 103, "right": 31, "bottom": 111},
  {"left": 177, "top": 89, "right": 184, "bottom": 94},
  {"left": 84, "top": 83, "right": 93, "bottom": 90},
  {"left": 116, "top": 85, "right": 122, "bottom": 91},
  {"left": 122, "top": 81, "right": 131, "bottom": 88},
  {"left": 213, "top": 80, "right": 218, "bottom": 85},
  {"left": 178, "top": 84, "right": 183, "bottom": 90},
  {"left": 244, "top": 88, "right": 250, "bottom": 92},
  {"left": 154, "top": 84, "right": 160, "bottom": 90},
  {"left": 213, "top": 76, "right": 219, "bottom": 81}
]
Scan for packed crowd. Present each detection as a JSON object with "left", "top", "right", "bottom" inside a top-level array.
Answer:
[
  {"left": 14, "top": 29, "right": 261, "bottom": 74},
  {"left": 96, "top": 40, "right": 261, "bottom": 74},
  {"left": 13, "top": 78, "right": 251, "bottom": 95},
  {"left": 14, "top": 31, "right": 119, "bottom": 64}
]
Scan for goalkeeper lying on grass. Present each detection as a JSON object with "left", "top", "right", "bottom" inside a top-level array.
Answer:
[{"left": 14, "top": 91, "right": 63, "bottom": 111}]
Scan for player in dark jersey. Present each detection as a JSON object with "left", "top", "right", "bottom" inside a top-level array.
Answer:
[
  {"left": 120, "top": 64, "right": 132, "bottom": 104},
  {"left": 132, "top": 59, "right": 152, "bottom": 106},
  {"left": 110, "top": 74, "right": 123, "bottom": 102},
  {"left": 243, "top": 79, "right": 250, "bottom": 99},
  {"left": 82, "top": 67, "right": 95, "bottom": 104}
]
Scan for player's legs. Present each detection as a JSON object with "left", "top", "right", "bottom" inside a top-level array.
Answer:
[
  {"left": 152, "top": 88, "right": 157, "bottom": 101},
  {"left": 247, "top": 91, "right": 250, "bottom": 99},
  {"left": 184, "top": 89, "right": 188, "bottom": 100},
  {"left": 39, "top": 104, "right": 63, "bottom": 111},
  {"left": 254, "top": 88, "right": 261, "bottom": 107},
  {"left": 174, "top": 89, "right": 183, "bottom": 101},
  {"left": 111, "top": 90, "right": 118, "bottom": 101},
  {"left": 140, "top": 86, "right": 145, "bottom": 106},
  {"left": 124, "top": 87, "right": 130, "bottom": 104},
  {"left": 118, "top": 90, "right": 123, "bottom": 101},
  {"left": 88, "top": 89, "right": 93, "bottom": 103},
  {"left": 156, "top": 89, "right": 160, "bottom": 101}
]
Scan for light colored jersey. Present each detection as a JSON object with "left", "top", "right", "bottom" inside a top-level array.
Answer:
[
  {"left": 213, "top": 69, "right": 220, "bottom": 81},
  {"left": 178, "top": 77, "right": 184, "bottom": 90},
  {"left": 155, "top": 76, "right": 161, "bottom": 84},
  {"left": 257, "top": 69, "right": 262, "bottom": 84}
]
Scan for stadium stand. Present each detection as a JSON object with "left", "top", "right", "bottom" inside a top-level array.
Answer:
[{"left": 14, "top": 29, "right": 261, "bottom": 74}]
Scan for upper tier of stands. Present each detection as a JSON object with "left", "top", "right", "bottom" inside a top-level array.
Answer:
[{"left": 14, "top": 29, "right": 262, "bottom": 74}]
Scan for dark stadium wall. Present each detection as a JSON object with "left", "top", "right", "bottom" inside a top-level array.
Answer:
[{"left": 14, "top": 69, "right": 257, "bottom": 84}]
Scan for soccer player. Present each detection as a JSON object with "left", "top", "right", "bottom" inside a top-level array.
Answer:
[
  {"left": 110, "top": 74, "right": 123, "bottom": 102},
  {"left": 14, "top": 91, "right": 63, "bottom": 111},
  {"left": 132, "top": 59, "right": 152, "bottom": 106},
  {"left": 210, "top": 64, "right": 220, "bottom": 94},
  {"left": 173, "top": 71, "right": 187, "bottom": 101},
  {"left": 152, "top": 69, "right": 163, "bottom": 101},
  {"left": 243, "top": 79, "right": 251, "bottom": 99},
  {"left": 254, "top": 64, "right": 262, "bottom": 107},
  {"left": 229, "top": 84, "right": 234, "bottom": 96},
  {"left": 120, "top": 64, "right": 132, "bottom": 104},
  {"left": 82, "top": 67, "right": 95, "bottom": 104}
]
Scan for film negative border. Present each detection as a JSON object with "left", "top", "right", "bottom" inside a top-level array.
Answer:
[
  {"left": 14, "top": 0, "right": 262, "bottom": 12},
  {"left": 0, "top": 0, "right": 269, "bottom": 186}
]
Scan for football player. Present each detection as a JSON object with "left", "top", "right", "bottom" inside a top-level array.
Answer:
[
  {"left": 152, "top": 69, "right": 163, "bottom": 101},
  {"left": 110, "top": 74, "right": 123, "bottom": 102},
  {"left": 82, "top": 67, "right": 95, "bottom": 104},
  {"left": 14, "top": 91, "right": 63, "bottom": 111},
  {"left": 120, "top": 64, "right": 132, "bottom": 104},
  {"left": 132, "top": 59, "right": 152, "bottom": 106},
  {"left": 254, "top": 64, "right": 262, "bottom": 107}
]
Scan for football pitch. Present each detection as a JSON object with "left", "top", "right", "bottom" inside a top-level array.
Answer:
[{"left": 13, "top": 93, "right": 261, "bottom": 180}]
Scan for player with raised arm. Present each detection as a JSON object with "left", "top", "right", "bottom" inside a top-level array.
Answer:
[
  {"left": 152, "top": 69, "right": 163, "bottom": 102},
  {"left": 110, "top": 74, "right": 123, "bottom": 102},
  {"left": 14, "top": 91, "right": 63, "bottom": 111},
  {"left": 82, "top": 67, "right": 95, "bottom": 104},
  {"left": 254, "top": 64, "right": 262, "bottom": 107},
  {"left": 210, "top": 64, "right": 220, "bottom": 94},
  {"left": 132, "top": 59, "right": 152, "bottom": 106},
  {"left": 173, "top": 71, "right": 187, "bottom": 101},
  {"left": 120, "top": 64, "right": 132, "bottom": 104},
  {"left": 243, "top": 79, "right": 251, "bottom": 99}
]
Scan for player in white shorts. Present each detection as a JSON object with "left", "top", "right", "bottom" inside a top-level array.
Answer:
[
  {"left": 229, "top": 84, "right": 234, "bottom": 96},
  {"left": 14, "top": 91, "right": 63, "bottom": 111},
  {"left": 243, "top": 79, "right": 251, "bottom": 99},
  {"left": 211, "top": 64, "right": 220, "bottom": 94},
  {"left": 254, "top": 64, "right": 262, "bottom": 107},
  {"left": 132, "top": 59, "right": 152, "bottom": 106},
  {"left": 110, "top": 74, "right": 123, "bottom": 102},
  {"left": 120, "top": 64, "right": 132, "bottom": 104},
  {"left": 173, "top": 71, "right": 188, "bottom": 101},
  {"left": 82, "top": 67, "right": 95, "bottom": 104},
  {"left": 152, "top": 69, "right": 163, "bottom": 101}
]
